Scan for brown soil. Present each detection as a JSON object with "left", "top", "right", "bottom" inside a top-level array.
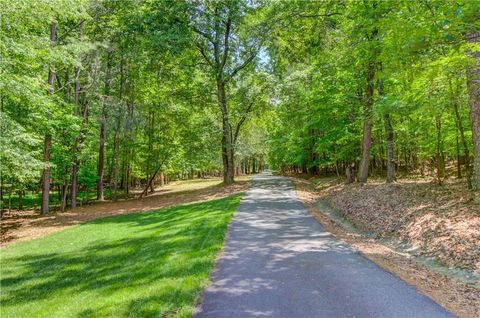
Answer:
[
  {"left": 291, "top": 176, "right": 479, "bottom": 318},
  {"left": 0, "top": 178, "right": 250, "bottom": 248},
  {"left": 322, "top": 178, "right": 479, "bottom": 272}
]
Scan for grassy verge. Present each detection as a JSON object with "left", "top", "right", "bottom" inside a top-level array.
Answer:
[{"left": 0, "top": 194, "right": 242, "bottom": 318}]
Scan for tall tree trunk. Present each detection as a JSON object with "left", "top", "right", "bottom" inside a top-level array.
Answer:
[
  {"left": 97, "top": 51, "right": 112, "bottom": 201},
  {"left": 71, "top": 21, "right": 84, "bottom": 209},
  {"left": 383, "top": 112, "right": 396, "bottom": 183},
  {"left": 61, "top": 179, "right": 68, "bottom": 212},
  {"left": 378, "top": 77, "right": 395, "bottom": 183},
  {"left": 18, "top": 190, "right": 23, "bottom": 210},
  {"left": 218, "top": 80, "right": 234, "bottom": 185},
  {"left": 41, "top": 22, "right": 57, "bottom": 215},
  {"left": 358, "top": 119, "right": 373, "bottom": 181},
  {"left": 71, "top": 62, "right": 81, "bottom": 208},
  {"left": 358, "top": 73, "right": 374, "bottom": 183},
  {"left": 111, "top": 127, "right": 120, "bottom": 201},
  {"left": 41, "top": 135, "right": 52, "bottom": 215},
  {"left": 467, "top": 32, "right": 480, "bottom": 190},
  {"left": 435, "top": 114, "right": 445, "bottom": 185},
  {"left": 97, "top": 113, "right": 106, "bottom": 201},
  {"left": 451, "top": 80, "right": 471, "bottom": 186},
  {"left": 456, "top": 136, "right": 462, "bottom": 179}
]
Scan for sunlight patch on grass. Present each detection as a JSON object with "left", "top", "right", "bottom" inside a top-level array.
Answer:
[{"left": 0, "top": 194, "right": 242, "bottom": 318}]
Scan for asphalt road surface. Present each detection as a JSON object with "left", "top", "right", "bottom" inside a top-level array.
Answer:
[{"left": 194, "top": 173, "right": 455, "bottom": 318}]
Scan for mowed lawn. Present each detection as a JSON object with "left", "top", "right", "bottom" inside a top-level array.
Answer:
[{"left": 0, "top": 194, "right": 242, "bottom": 318}]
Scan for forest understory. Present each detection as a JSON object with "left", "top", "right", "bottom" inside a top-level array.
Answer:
[
  {"left": 0, "top": 177, "right": 251, "bottom": 248},
  {"left": 290, "top": 174, "right": 480, "bottom": 318}
]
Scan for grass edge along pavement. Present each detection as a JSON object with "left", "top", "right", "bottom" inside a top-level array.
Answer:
[{"left": 0, "top": 193, "right": 243, "bottom": 318}]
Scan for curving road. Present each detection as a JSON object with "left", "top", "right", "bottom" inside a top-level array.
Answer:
[{"left": 194, "top": 173, "right": 454, "bottom": 318}]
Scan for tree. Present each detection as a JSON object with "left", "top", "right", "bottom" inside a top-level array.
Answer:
[
  {"left": 189, "top": 0, "right": 269, "bottom": 184},
  {"left": 467, "top": 32, "right": 480, "bottom": 190}
]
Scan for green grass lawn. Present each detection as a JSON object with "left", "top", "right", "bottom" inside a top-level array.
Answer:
[{"left": 0, "top": 194, "right": 242, "bottom": 318}]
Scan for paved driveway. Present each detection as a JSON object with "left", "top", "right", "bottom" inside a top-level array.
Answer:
[{"left": 194, "top": 173, "right": 454, "bottom": 318}]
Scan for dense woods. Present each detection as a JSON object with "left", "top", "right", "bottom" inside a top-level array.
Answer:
[
  {"left": 267, "top": 0, "right": 480, "bottom": 189},
  {"left": 1, "top": 0, "right": 479, "bottom": 215}
]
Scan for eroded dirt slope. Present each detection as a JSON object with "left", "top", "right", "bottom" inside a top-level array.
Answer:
[{"left": 317, "top": 178, "right": 480, "bottom": 273}]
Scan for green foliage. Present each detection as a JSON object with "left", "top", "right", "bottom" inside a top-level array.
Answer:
[{"left": 266, "top": 0, "right": 480, "bottom": 177}]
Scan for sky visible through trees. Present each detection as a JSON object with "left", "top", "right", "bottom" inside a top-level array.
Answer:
[{"left": 1, "top": 0, "right": 479, "bottom": 214}]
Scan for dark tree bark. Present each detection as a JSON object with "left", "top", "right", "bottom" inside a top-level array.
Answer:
[
  {"left": 41, "top": 22, "right": 57, "bottom": 215},
  {"left": 357, "top": 63, "right": 375, "bottom": 183},
  {"left": 111, "top": 122, "right": 120, "bottom": 201},
  {"left": 383, "top": 112, "right": 396, "bottom": 183},
  {"left": 467, "top": 32, "right": 480, "bottom": 190},
  {"left": 378, "top": 79, "right": 396, "bottom": 183},
  {"left": 61, "top": 178, "right": 68, "bottom": 212},
  {"left": 346, "top": 163, "right": 355, "bottom": 184},
  {"left": 218, "top": 81, "right": 235, "bottom": 184},
  {"left": 17, "top": 190, "right": 23, "bottom": 210},
  {"left": 357, "top": 2, "right": 380, "bottom": 183}
]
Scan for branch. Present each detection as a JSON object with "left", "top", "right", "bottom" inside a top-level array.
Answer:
[
  {"left": 220, "top": 16, "right": 232, "bottom": 69},
  {"left": 295, "top": 12, "right": 341, "bottom": 19},
  {"left": 57, "top": 19, "right": 87, "bottom": 41},
  {"left": 226, "top": 50, "right": 257, "bottom": 82},
  {"left": 233, "top": 100, "right": 255, "bottom": 144},
  {"left": 192, "top": 26, "right": 215, "bottom": 46},
  {"left": 197, "top": 44, "right": 214, "bottom": 67}
]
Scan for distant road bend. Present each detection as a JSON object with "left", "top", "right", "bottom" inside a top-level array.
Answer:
[{"left": 194, "top": 172, "right": 454, "bottom": 318}]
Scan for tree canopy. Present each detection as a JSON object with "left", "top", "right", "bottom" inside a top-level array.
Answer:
[{"left": 1, "top": 0, "right": 479, "bottom": 214}]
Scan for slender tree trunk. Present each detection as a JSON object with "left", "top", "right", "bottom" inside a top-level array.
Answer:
[
  {"left": 112, "top": 127, "right": 120, "bottom": 201},
  {"left": 358, "top": 63, "right": 376, "bottom": 182},
  {"left": 97, "top": 51, "right": 112, "bottom": 201},
  {"left": 346, "top": 163, "right": 355, "bottom": 184},
  {"left": 71, "top": 76, "right": 80, "bottom": 208},
  {"left": 41, "top": 22, "right": 57, "bottom": 215},
  {"left": 378, "top": 78, "right": 396, "bottom": 183},
  {"left": 41, "top": 135, "right": 52, "bottom": 214},
  {"left": 218, "top": 80, "right": 234, "bottom": 185},
  {"left": 71, "top": 22, "right": 84, "bottom": 208},
  {"left": 456, "top": 136, "right": 462, "bottom": 179},
  {"left": 451, "top": 81, "right": 471, "bottom": 186},
  {"left": 97, "top": 114, "right": 106, "bottom": 201},
  {"left": 467, "top": 32, "right": 480, "bottom": 190},
  {"left": 435, "top": 114, "right": 445, "bottom": 185},
  {"left": 140, "top": 166, "right": 160, "bottom": 198},
  {"left": 8, "top": 187, "right": 12, "bottom": 214},
  {"left": 383, "top": 113, "right": 396, "bottom": 183},
  {"left": 61, "top": 180, "right": 68, "bottom": 212},
  {"left": 18, "top": 190, "right": 23, "bottom": 210}
]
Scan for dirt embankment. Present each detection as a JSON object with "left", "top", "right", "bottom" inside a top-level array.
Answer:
[
  {"left": 291, "top": 176, "right": 480, "bottom": 318},
  {"left": 320, "top": 178, "right": 479, "bottom": 273}
]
